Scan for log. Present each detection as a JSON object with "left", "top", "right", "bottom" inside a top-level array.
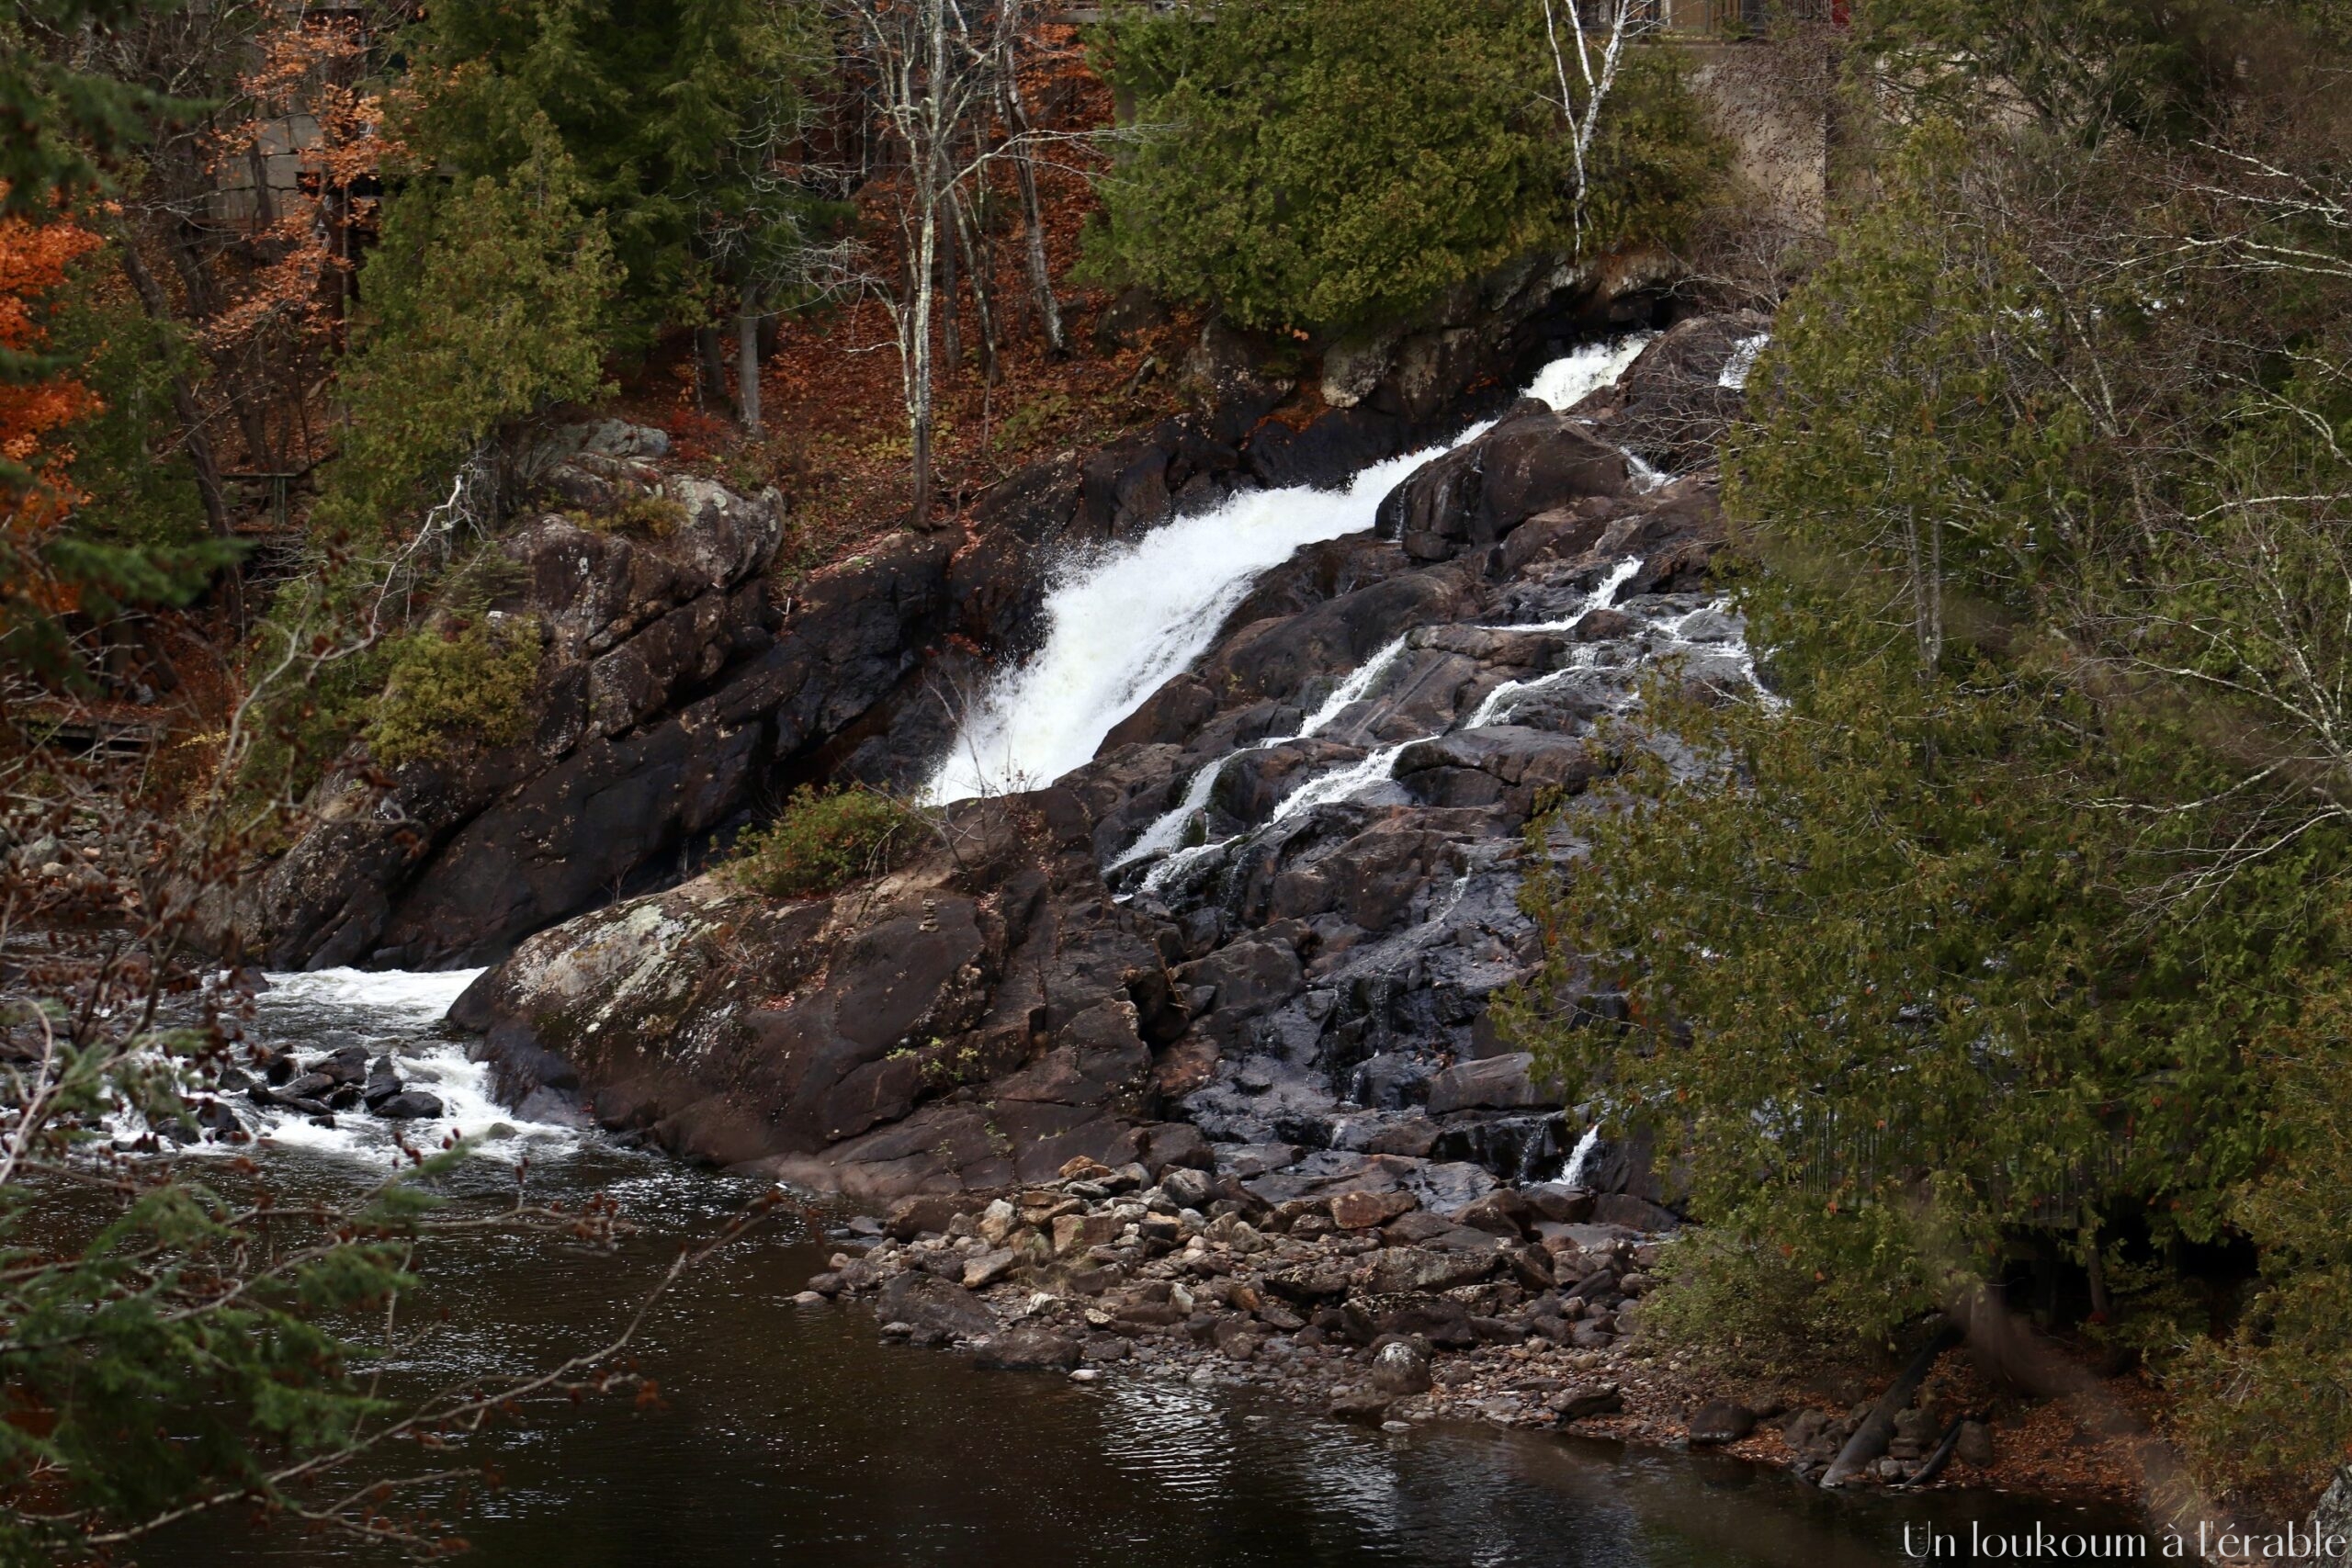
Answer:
[{"left": 1820, "top": 1322, "right": 1962, "bottom": 1488}]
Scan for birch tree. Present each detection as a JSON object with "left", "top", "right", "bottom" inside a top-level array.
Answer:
[
  {"left": 1540, "top": 0, "right": 1641, "bottom": 260},
  {"left": 839, "top": 0, "right": 1006, "bottom": 527}
]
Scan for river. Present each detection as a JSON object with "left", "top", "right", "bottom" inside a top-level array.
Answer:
[{"left": 133, "top": 970, "right": 2139, "bottom": 1567}]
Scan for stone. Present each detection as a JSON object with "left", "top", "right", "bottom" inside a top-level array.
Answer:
[
  {"left": 791, "top": 1291, "right": 828, "bottom": 1306},
  {"left": 886, "top": 1194, "right": 970, "bottom": 1241},
  {"left": 1453, "top": 1189, "right": 1532, "bottom": 1238},
  {"left": 1330, "top": 1190, "right": 1419, "bottom": 1230},
  {"left": 1058, "top": 1155, "right": 1116, "bottom": 1182},
  {"left": 1586, "top": 1193, "right": 1681, "bottom": 1232},
  {"left": 1369, "top": 1339, "right": 1433, "bottom": 1397},
  {"left": 1954, "top": 1419, "right": 1994, "bottom": 1468},
  {"left": 361, "top": 1057, "right": 404, "bottom": 1111},
  {"left": 1212, "top": 1320, "right": 1263, "bottom": 1360},
  {"left": 1052, "top": 1212, "right": 1121, "bottom": 1257},
  {"left": 1552, "top": 1384, "right": 1624, "bottom": 1421},
  {"left": 1329, "top": 1387, "right": 1395, "bottom": 1424},
  {"left": 1359, "top": 1247, "right": 1499, "bottom": 1295},
  {"left": 875, "top": 1271, "right": 996, "bottom": 1342},
  {"left": 977, "top": 1198, "right": 1019, "bottom": 1247},
  {"left": 975, "top": 1326, "right": 1082, "bottom": 1371},
  {"left": 1160, "top": 1168, "right": 1215, "bottom": 1210},
  {"left": 961, "top": 1247, "right": 1018, "bottom": 1290},
  {"left": 1686, "top": 1400, "right": 1757, "bottom": 1445},
  {"left": 373, "top": 1091, "right": 445, "bottom": 1120}
]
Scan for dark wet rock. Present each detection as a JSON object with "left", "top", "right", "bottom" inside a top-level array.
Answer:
[
  {"left": 1553, "top": 1383, "right": 1625, "bottom": 1421},
  {"left": 361, "top": 1056, "right": 403, "bottom": 1111},
  {"left": 373, "top": 1090, "right": 444, "bottom": 1120},
  {"left": 1422, "top": 1054, "right": 1562, "bottom": 1114},
  {"left": 1376, "top": 410, "right": 1629, "bottom": 562},
  {"left": 876, "top": 1271, "right": 996, "bottom": 1342},
  {"left": 975, "top": 1326, "right": 1082, "bottom": 1371},
  {"left": 1370, "top": 1338, "right": 1434, "bottom": 1396},
  {"left": 1687, "top": 1399, "right": 1758, "bottom": 1445}
]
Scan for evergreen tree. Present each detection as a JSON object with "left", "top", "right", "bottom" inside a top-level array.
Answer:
[
  {"left": 1088, "top": 0, "right": 1721, "bottom": 333},
  {"left": 396, "top": 0, "right": 813, "bottom": 348}
]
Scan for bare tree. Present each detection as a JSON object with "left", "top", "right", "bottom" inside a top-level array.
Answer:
[
  {"left": 1540, "top": 0, "right": 1642, "bottom": 260},
  {"left": 836, "top": 0, "right": 1014, "bottom": 527},
  {"left": 995, "top": 0, "right": 1068, "bottom": 356}
]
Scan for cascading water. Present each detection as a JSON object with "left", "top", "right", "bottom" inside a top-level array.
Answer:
[
  {"left": 919, "top": 443, "right": 1477, "bottom": 805},
  {"left": 1561, "top": 1123, "right": 1601, "bottom": 1187},
  {"left": 922, "top": 334, "right": 1659, "bottom": 806}
]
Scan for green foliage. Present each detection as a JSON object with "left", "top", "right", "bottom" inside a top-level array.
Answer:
[
  {"left": 366, "top": 615, "right": 543, "bottom": 769},
  {"left": 1088, "top": 0, "right": 1721, "bottom": 332},
  {"left": 0, "top": 0, "right": 175, "bottom": 219},
  {"left": 46, "top": 250, "right": 207, "bottom": 551},
  {"left": 1852, "top": 0, "right": 2311, "bottom": 141},
  {"left": 724, "top": 784, "right": 924, "bottom": 899},
  {"left": 0, "top": 1168, "right": 421, "bottom": 1563},
  {"left": 396, "top": 0, "right": 825, "bottom": 343},
  {"left": 1504, "top": 122, "right": 2352, "bottom": 1428},
  {"left": 321, "top": 117, "right": 618, "bottom": 542}
]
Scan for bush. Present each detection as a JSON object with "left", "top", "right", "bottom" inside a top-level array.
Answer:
[
  {"left": 318, "top": 115, "right": 618, "bottom": 543},
  {"left": 1088, "top": 0, "right": 1721, "bottom": 333},
  {"left": 725, "top": 784, "right": 923, "bottom": 898},
  {"left": 365, "top": 617, "right": 542, "bottom": 768}
]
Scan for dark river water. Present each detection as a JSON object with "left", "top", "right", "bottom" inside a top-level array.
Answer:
[{"left": 129, "top": 971, "right": 2142, "bottom": 1567}]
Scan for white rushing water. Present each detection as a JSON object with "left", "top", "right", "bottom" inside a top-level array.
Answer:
[
  {"left": 1561, "top": 1123, "right": 1602, "bottom": 1186},
  {"left": 922, "top": 336, "right": 1658, "bottom": 805},
  {"left": 113, "top": 966, "right": 587, "bottom": 1168}
]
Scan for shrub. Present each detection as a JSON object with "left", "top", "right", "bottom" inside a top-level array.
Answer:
[
  {"left": 365, "top": 617, "right": 542, "bottom": 768},
  {"left": 725, "top": 784, "right": 923, "bottom": 898},
  {"left": 1087, "top": 0, "right": 1722, "bottom": 333}
]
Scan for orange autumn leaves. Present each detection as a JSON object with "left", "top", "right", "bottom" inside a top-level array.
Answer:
[
  {"left": 0, "top": 203, "right": 102, "bottom": 573},
  {"left": 1, "top": 208, "right": 99, "bottom": 482}
]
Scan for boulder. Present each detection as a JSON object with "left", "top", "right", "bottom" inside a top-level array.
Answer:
[
  {"left": 1369, "top": 1338, "right": 1433, "bottom": 1396},
  {"left": 373, "top": 1091, "right": 445, "bottom": 1121},
  {"left": 1552, "top": 1383, "right": 1625, "bottom": 1421},
  {"left": 974, "top": 1326, "right": 1081, "bottom": 1372},
  {"left": 961, "top": 1248, "right": 1019, "bottom": 1290},
  {"left": 1358, "top": 1247, "right": 1499, "bottom": 1295},
  {"left": 1686, "top": 1400, "right": 1758, "bottom": 1445},
  {"left": 1421, "top": 1054, "right": 1563, "bottom": 1115},
  {"left": 1330, "top": 1190, "right": 1419, "bottom": 1230},
  {"left": 875, "top": 1271, "right": 996, "bottom": 1342}
]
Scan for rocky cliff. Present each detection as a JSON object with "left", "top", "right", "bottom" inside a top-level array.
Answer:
[
  {"left": 448, "top": 309, "right": 1770, "bottom": 1208},
  {"left": 225, "top": 254, "right": 1657, "bottom": 973}
]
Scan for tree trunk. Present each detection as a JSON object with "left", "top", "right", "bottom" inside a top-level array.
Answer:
[
  {"left": 737, "top": 282, "right": 763, "bottom": 435},
  {"left": 999, "top": 21, "right": 1068, "bottom": 356},
  {"left": 952, "top": 186, "right": 1000, "bottom": 385},
  {"left": 937, "top": 196, "right": 962, "bottom": 372},
  {"left": 696, "top": 324, "right": 732, "bottom": 417},
  {"left": 118, "top": 236, "right": 243, "bottom": 623},
  {"left": 909, "top": 204, "right": 938, "bottom": 529},
  {"left": 165, "top": 226, "right": 276, "bottom": 471}
]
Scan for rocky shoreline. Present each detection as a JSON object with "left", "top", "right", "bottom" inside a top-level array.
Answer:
[{"left": 795, "top": 1154, "right": 2051, "bottom": 1500}]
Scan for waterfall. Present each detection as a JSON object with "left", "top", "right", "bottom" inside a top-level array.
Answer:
[
  {"left": 922, "top": 335, "right": 1658, "bottom": 806},
  {"left": 1561, "top": 1123, "right": 1601, "bottom": 1187}
]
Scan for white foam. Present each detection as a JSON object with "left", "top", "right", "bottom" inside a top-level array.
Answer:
[
  {"left": 1717, "top": 333, "right": 1770, "bottom": 390},
  {"left": 925, "top": 335, "right": 1663, "bottom": 807},
  {"left": 922, "top": 431, "right": 1489, "bottom": 805},
  {"left": 1298, "top": 636, "right": 1409, "bottom": 738},
  {"left": 1528, "top": 333, "right": 1657, "bottom": 412},
  {"left": 1562, "top": 1123, "right": 1601, "bottom": 1186},
  {"left": 112, "top": 966, "right": 587, "bottom": 1168},
  {"left": 259, "top": 965, "right": 484, "bottom": 1017}
]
